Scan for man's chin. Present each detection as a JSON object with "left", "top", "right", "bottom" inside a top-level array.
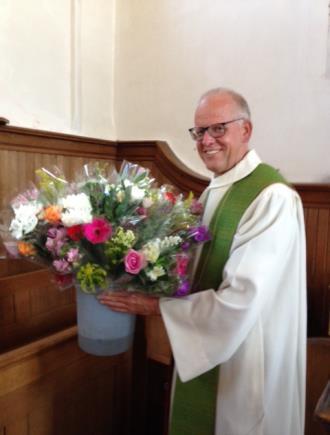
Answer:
[{"left": 203, "top": 158, "right": 225, "bottom": 175}]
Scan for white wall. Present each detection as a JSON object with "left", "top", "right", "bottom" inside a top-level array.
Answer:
[
  {"left": 114, "top": 0, "right": 330, "bottom": 182},
  {"left": 1, "top": 1, "right": 329, "bottom": 182},
  {"left": 0, "top": 0, "right": 115, "bottom": 138}
]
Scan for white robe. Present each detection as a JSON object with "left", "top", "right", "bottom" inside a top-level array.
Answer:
[{"left": 160, "top": 150, "right": 307, "bottom": 435}]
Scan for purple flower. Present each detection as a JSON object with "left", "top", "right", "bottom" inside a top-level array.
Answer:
[
  {"left": 181, "top": 241, "right": 191, "bottom": 251},
  {"left": 53, "top": 259, "right": 70, "bottom": 273},
  {"left": 47, "top": 228, "right": 58, "bottom": 238},
  {"left": 46, "top": 227, "right": 68, "bottom": 255},
  {"left": 174, "top": 280, "right": 190, "bottom": 297},
  {"left": 189, "top": 225, "right": 211, "bottom": 242},
  {"left": 46, "top": 236, "right": 65, "bottom": 255},
  {"left": 190, "top": 199, "right": 204, "bottom": 215},
  {"left": 47, "top": 227, "right": 67, "bottom": 240},
  {"left": 66, "top": 248, "right": 80, "bottom": 263},
  {"left": 45, "top": 237, "right": 55, "bottom": 252}
]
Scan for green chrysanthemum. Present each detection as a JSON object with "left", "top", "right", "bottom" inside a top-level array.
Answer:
[
  {"left": 104, "top": 227, "right": 136, "bottom": 267},
  {"left": 76, "top": 263, "right": 107, "bottom": 293}
]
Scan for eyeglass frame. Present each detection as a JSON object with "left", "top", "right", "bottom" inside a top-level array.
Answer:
[{"left": 188, "top": 117, "right": 246, "bottom": 141}]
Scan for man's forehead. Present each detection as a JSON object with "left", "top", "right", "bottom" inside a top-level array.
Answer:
[
  {"left": 198, "top": 93, "right": 235, "bottom": 110},
  {"left": 194, "top": 94, "right": 237, "bottom": 121}
]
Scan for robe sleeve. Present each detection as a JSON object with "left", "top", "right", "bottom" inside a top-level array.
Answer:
[{"left": 159, "top": 183, "right": 305, "bottom": 382}]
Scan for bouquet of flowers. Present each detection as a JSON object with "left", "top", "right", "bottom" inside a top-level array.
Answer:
[{"left": 2, "top": 161, "right": 210, "bottom": 298}]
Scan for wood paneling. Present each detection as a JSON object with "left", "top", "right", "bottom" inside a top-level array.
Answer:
[
  {"left": 301, "top": 189, "right": 330, "bottom": 337},
  {"left": 0, "top": 125, "right": 117, "bottom": 157},
  {"left": 0, "top": 150, "right": 116, "bottom": 210},
  {"left": 0, "top": 328, "right": 131, "bottom": 435},
  {"left": 0, "top": 125, "right": 118, "bottom": 212},
  {"left": 305, "top": 338, "right": 330, "bottom": 435},
  {"left": 0, "top": 265, "right": 76, "bottom": 352},
  {"left": 0, "top": 124, "right": 329, "bottom": 435},
  {"left": 146, "top": 315, "right": 172, "bottom": 365}
]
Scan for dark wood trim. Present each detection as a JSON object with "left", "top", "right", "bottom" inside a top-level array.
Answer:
[
  {"left": 2, "top": 125, "right": 329, "bottom": 203},
  {"left": 1, "top": 124, "right": 329, "bottom": 196},
  {"left": 0, "top": 117, "right": 9, "bottom": 126},
  {"left": 0, "top": 326, "right": 77, "bottom": 370},
  {"left": 0, "top": 125, "right": 117, "bottom": 158},
  {"left": 295, "top": 184, "right": 330, "bottom": 208}
]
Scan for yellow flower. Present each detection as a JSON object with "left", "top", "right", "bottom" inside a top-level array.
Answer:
[
  {"left": 116, "top": 190, "right": 125, "bottom": 203},
  {"left": 142, "top": 241, "right": 160, "bottom": 263}
]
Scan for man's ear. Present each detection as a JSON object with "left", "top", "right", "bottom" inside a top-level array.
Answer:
[{"left": 242, "top": 120, "right": 253, "bottom": 143}]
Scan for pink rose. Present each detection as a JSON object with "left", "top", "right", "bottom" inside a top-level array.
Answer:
[
  {"left": 83, "top": 218, "right": 112, "bottom": 244},
  {"left": 124, "top": 249, "right": 147, "bottom": 275}
]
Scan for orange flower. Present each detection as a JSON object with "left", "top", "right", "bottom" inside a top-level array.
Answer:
[
  {"left": 18, "top": 241, "right": 36, "bottom": 256},
  {"left": 43, "top": 205, "right": 62, "bottom": 224}
]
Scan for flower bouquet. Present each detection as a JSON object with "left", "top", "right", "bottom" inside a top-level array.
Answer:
[{"left": 1, "top": 161, "right": 210, "bottom": 356}]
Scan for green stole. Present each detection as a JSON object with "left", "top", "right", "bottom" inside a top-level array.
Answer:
[{"left": 169, "top": 163, "right": 287, "bottom": 435}]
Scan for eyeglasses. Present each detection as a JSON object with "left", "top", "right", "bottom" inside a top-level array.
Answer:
[{"left": 188, "top": 118, "right": 245, "bottom": 141}]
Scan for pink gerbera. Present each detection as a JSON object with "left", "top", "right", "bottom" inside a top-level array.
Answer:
[{"left": 83, "top": 218, "right": 112, "bottom": 244}]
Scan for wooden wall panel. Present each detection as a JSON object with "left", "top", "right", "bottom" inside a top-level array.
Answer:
[
  {"left": 0, "top": 125, "right": 117, "bottom": 211},
  {"left": 0, "top": 259, "right": 40, "bottom": 278},
  {"left": 305, "top": 338, "right": 330, "bottom": 435},
  {"left": 0, "top": 125, "right": 329, "bottom": 435},
  {"left": 303, "top": 205, "right": 330, "bottom": 336},
  {"left": 0, "top": 293, "right": 15, "bottom": 327},
  {"left": 0, "top": 328, "right": 131, "bottom": 435},
  {"left": 6, "top": 420, "right": 28, "bottom": 435},
  {"left": 0, "top": 149, "right": 116, "bottom": 210},
  {"left": 0, "top": 268, "right": 76, "bottom": 352}
]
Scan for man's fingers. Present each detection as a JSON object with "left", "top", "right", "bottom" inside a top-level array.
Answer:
[
  {"left": 97, "top": 291, "right": 160, "bottom": 316},
  {"left": 98, "top": 293, "right": 138, "bottom": 312},
  {"left": 98, "top": 290, "right": 129, "bottom": 299},
  {"left": 99, "top": 300, "right": 129, "bottom": 310}
]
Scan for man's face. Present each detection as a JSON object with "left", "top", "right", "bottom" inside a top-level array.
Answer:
[{"left": 194, "top": 94, "right": 252, "bottom": 176}]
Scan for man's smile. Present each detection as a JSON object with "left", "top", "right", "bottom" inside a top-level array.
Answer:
[
  {"left": 205, "top": 150, "right": 219, "bottom": 155},
  {"left": 203, "top": 148, "right": 224, "bottom": 156}
]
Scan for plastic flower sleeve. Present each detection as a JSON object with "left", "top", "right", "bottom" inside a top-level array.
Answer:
[
  {"left": 0, "top": 208, "right": 19, "bottom": 258},
  {"left": 0, "top": 160, "right": 210, "bottom": 296},
  {"left": 35, "top": 166, "right": 68, "bottom": 204}
]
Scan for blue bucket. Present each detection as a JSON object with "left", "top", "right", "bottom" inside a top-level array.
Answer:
[{"left": 75, "top": 286, "right": 136, "bottom": 356}]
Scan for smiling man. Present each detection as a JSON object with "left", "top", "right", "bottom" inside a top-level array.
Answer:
[
  {"left": 191, "top": 89, "right": 252, "bottom": 175},
  {"left": 99, "top": 88, "right": 307, "bottom": 435}
]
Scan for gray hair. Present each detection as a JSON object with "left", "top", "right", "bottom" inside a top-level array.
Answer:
[{"left": 198, "top": 87, "right": 251, "bottom": 120}]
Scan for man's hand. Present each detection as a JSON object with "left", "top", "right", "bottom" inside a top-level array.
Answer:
[{"left": 97, "top": 291, "right": 161, "bottom": 316}]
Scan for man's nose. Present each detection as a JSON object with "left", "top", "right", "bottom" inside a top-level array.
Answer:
[{"left": 201, "top": 130, "right": 215, "bottom": 146}]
